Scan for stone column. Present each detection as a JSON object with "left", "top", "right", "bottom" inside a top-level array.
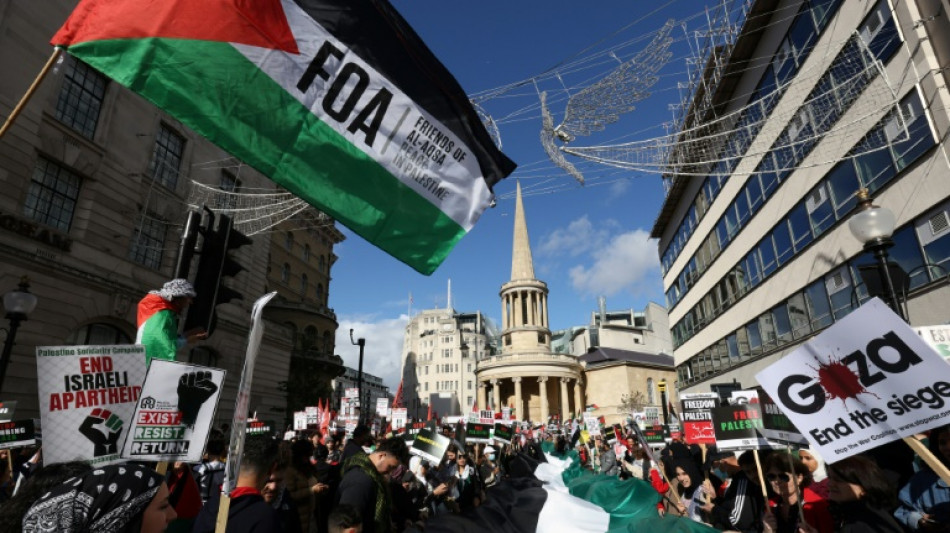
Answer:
[
  {"left": 512, "top": 377, "right": 523, "bottom": 419},
  {"left": 574, "top": 379, "right": 584, "bottom": 416},
  {"left": 478, "top": 381, "right": 488, "bottom": 410},
  {"left": 491, "top": 378, "right": 501, "bottom": 411},
  {"left": 538, "top": 376, "right": 548, "bottom": 422},
  {"left": 502, "top": 295, "right": 508, "bottom": 329},
  {"left": 560, "top": 378, "right": 571, "bottom": 421}
]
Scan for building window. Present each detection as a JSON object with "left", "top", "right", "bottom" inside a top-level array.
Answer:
[
  {"left": 285, "top": 232, "right": 294, "bottom": 251},
  {"left": 323, "top": 331, "right": 332, "bottom": 354},
  {"left": 301, "top": 274, "right": 308, "bottom": 295},
  {"left": 319, "top": 255, "right": 326, "bottom": 272},
  {"left": 647, "top": 378, "right": 655, "bottom": 404},
  {"left": 316, "top": 283, "right": 324, "bottom": 303},
  {"left": 303, "top": 326, "right": 318, "bottom": 350},
  {"left": 148, "top": 125, "right": 185, "bottom": 189},
  {"left": 55, "top": 57, "right": 106, "bottom": 139},
  {"left": 24, "top": 157, "right": 82, "bottom": 232},
  {"left": 285, "top": 322, "right": 298, "bottom": 350},
  {"left": 219, "top": 171, "right": 240, "bottom": 209},
  {"left": 281, "top": 263, "right": 290, "bottom": 284},
  {"left": 303, "top": 244, "right": 311, "bottom": 262},
  {"left": 129, "top": 213, "right": 167, "bottom": 269},
  {"left": 67, "top": 323, "right": 132, "bottom": 345}
]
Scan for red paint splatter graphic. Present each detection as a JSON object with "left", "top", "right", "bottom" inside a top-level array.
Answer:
[{"left": 811, "top": 356, "right": 879, "bottom": 407}]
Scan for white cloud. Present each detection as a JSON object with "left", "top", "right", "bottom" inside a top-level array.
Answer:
[
  {"left": 538, "top": 216, "right": 612, "bottom": 258},
  {"left": 335, "top": 314, "right": 408, "bottom": 392},
  {"left": 607, "top": 179, "right": 632, "bottom": 198},
  {"left": 568, "top": 229, "right": 660, "bottom": 297}
]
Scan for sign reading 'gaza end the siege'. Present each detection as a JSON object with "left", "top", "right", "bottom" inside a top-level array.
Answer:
[
  {"left": 758, "top": 299, "right": 950, "bottom": 461},
  {"left": 37, "top": 345, "right": 147, "bottom": 466},
  {"left": 121, "top": 360, "right": 226, "bottom": 462}
]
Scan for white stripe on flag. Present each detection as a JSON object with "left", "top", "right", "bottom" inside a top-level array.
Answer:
[{"left": 537, "top": 486, "right": 610, "bottom": 533}]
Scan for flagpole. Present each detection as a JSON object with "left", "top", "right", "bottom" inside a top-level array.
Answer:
[{"left": 0, "top": 47, "right": 63, "bottom": 139}]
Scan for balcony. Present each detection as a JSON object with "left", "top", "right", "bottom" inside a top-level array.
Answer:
[{"left": 477, "top": 352, "right": 580, "bottom": 371}]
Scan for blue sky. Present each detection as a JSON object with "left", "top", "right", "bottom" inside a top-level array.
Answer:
[{"left": 332, "top": 1, "right": 732, "bottom": 388}]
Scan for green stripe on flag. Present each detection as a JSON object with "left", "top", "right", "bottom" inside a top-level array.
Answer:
[
  {"left": 67, "top": 38, "right": 465, "bottom": 274},
  {"left": 540, "top": 442, "right": 718, "bottom": 533}
]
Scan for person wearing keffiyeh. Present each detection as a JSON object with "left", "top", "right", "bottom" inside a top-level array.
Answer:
[
  {"left": 22, "top": 463, "right": 176, "bottom": 532},
  {"left": 136, "top": 279, "right": 208, "bottom": 366}
]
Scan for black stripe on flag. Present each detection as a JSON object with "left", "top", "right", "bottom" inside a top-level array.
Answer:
[{"left": 293, "top": 0, "right": 516, "bottom": 188}]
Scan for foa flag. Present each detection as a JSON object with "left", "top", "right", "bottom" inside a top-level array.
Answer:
[{"left": 52, "top": 0, "right": 516, "bottom": 274}]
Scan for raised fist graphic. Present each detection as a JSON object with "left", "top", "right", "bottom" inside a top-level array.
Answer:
[
  {"left": 177, "top": 371, "right": 218, "bottom": 427},
  {"left": 79, "top": 408, "right": 123, "bottom": 456}
]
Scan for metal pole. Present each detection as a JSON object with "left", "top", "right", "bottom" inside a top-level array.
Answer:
[
  {"left": 0, "top": 316, "right": 23, "bottom": 393},
  {"left": 870, "top": 240, "right": 905, "bottom": 320},
  {"left": 660, "top": 385, "right": 669, "bottom": 425},
  {"left": 350, "top": 330, "right": 366, "bottom": 425}
]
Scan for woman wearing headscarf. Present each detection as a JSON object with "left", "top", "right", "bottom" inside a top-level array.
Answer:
[
  {"left": 671, "top": 458, "right": 712, "bottom": 523},
  {"left": 798, "top": 448, "right": 828, "bottom": 498},
  {"left": 22, "top": 463, "right": 176, "bottom": 532}
]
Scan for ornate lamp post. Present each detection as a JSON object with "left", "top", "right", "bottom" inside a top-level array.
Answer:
[
  {"left": 1, "top": 277, "right": 39, "bottom": 393},
  {"left": 847, "top": 188, "right": 903, "bottom": 319}
]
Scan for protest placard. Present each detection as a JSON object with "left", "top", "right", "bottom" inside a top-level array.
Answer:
[
  {"left": 493, "top": 422, "right": 512, "bottom": 444},
  {"left": 583, "top": 413, "right": 601, "bottom": 436},
  {"left": 409, "top": 427, "right": 450, "bottom": 464},
  {"left": 376, "top": 397, "right": 390, "bottom": 418},
  {"left": 36, "top": 345, "right": 147, "bottom": 466},
  {"left": 294, "top": 411, "right": 307, "bottom": 431},
  {"left": 466, "top": 422, "right": 492, "bottom": 444},
  {"left": 757, "top": 299, "right": 950, "bottom": 461},
  {"left": 758, "top": 391, "right": 807, "bottom": 447},
  {"left": 644, "top": 406, "right": 661, "bottom": 425},
  {"left": 641, "top": 425, "right": 670, "bottom": 445},
  {"left": 501, "top": 407, "right": 511, "bottom": 421},
  {"left": 478, "top": 409, "right": 495, "bottom": 424},
  {"left": 391, "top": 408, "right": 408, "bottom": 431},
  {"left": 305, "top": 406, "right": 318, "bottom": 426},
  {"left": 0, "top": 419, "right": 36, "bottom": 449},
  {"left": 915, "top": 325, "right": 950, "bottom": 363},
  {"left": 712, "top": 405, "right": 770, "bottom": 451},
  {"left": 120, "top": 360, "right": 225, "bottom": 462},
  {"left": 680, "top": 393, "right": 719, "bottom": 445},
  {"left": 0, "top": 401, "right": 18, "bottom": 422}
]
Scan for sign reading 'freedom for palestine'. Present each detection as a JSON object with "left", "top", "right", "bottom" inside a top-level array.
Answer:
[{"left": 52, "top": 0, "right": 516, "bottom": 274}]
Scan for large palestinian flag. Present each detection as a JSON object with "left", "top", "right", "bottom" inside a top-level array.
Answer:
[
  {"left": 419, "top": 442, "right": 718, "bottom": 533},
  {"left": 52, "top": 0, "right": 516, "bottom": 275}
]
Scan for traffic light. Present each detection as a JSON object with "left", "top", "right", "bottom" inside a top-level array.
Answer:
[
  {"left": 657, "top": 380, "right": 667, "bottom": 393},
  {"left": 184, "top": 210, "right": 252, "bottom": 336}
]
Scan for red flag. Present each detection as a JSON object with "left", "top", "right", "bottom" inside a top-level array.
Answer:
[
  {"left": 426, "top": 403, "right": 433, "bottom": 421},
  {"left": 393, "top": 380, "right": 404, "bottom": 409},
  {"left": 471, "top": 397, "right": 478, "bottom": 413}
]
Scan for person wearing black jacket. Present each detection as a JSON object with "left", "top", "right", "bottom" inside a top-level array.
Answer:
[
  {"left": 192, "top": 435, "right": 283, "bottom": 533},
  {"left": 335, "top": 437, "right": 410, "bottom": 533},
  {"left": 706, "top": 451, "right": 767, "bottom": 533}
]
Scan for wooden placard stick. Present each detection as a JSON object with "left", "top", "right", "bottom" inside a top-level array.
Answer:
[
  {"left": 0, "top": 48, "right": 63, "bottom": 139},
  {"left": 903, "top": 436, "right": 950, "bottom": 485}
]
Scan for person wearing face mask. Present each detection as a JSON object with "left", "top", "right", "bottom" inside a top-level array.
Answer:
[{"left": 478, "top": 445, "right": 499, "bottom": 488}]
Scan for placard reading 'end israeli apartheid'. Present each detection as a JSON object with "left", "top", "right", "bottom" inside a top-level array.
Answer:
[
  {"left": 37, "top": 345, "right": 147, "bottom": 466},
  {"left": 120, "top": 360, "right": 225, "bottom": 462},
  {"left": 757, "top": 299, "right": 950, "bottom": 461}
]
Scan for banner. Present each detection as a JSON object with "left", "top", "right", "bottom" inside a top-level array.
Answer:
[
  {"left": 409, "top": 427, "right": 450, "bottom": 465},
  {"left": 465, "top": 422, "right": 492, "bottom": 444},
  {"left": 0, "top": 401, "right": 18, "bottom": 422},
  {"left": 712, "top": 405, "right": 770, "bottom": 451},
  {"left": 223, "top": 292, "right": 277, "bottom": 494},
  {"left": 493, "top": 422, "right": 512, "bottom": 445},
  {"left": 36, "top": 345, "right": 147, "bottom": 466},
  {"left": 757, "top": 299, "right": 950, "bottom": 461},
  {"left": 120, "top": 360, "right": 225, "bottom": 462},
  {"left": 0, "top": 419, "right": 37, "bottom": 449},
  {"left": 679, "top": 393, "right": 719, "bottom": 444}
]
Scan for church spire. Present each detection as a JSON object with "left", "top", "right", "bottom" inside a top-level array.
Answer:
[{"left": 510, "top": 181, "right": 535, "bottom": 280}]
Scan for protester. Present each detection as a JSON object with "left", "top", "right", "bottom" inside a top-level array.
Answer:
[
  {"left": 762, "top": 452, "right": 833, "bottom": 533},
  {"left": 825, "top": 456, "right": 903, "bottom": 533},
  {"left": 314, "top": 442, "right": 342, "bottom": 533},
  {"left": 327, "top": 438, "right": 343, "bottom": 465},
  {"left": 192, "top": 435, "right": 283, "bottom": 533},
  {"left": 671, "top": 458, "right": 711, "bottom": 523},
  {"left": 136, "top": 278, "right": 207, "bottom": 365},
  {"left": 452, "top": 453, "right": 479, "bottom": 512},
  {"left": 328, "top": 503, "right": 363, "bottom": 533},
  {"left": 166, "top": 461, "right": 204, "bottom": 533},
  {"left": 262, "top": 462, "right": 303, "bottom": 533},
  {"left": 22, "top": 463, "right": 176, "bottom": 532},
  {"left": 285, "top": 439, "right": 328, "bottom": 531},
  {"left": 342, "top": 426, "right": 373, "bottom": 465},
  {"left": 194, "top": 431, "right": 228, "bottom": 505},
  {"left": 0, "top": 460, "right": 91, "bottom": 530},
  {"left": 895, "top": 425, "right": 950, "bottom": 531},
  {"left": 335, "top": 436, "right": 410, "bottom": 533},
  {"left": 798, "top": 448, "right": 828, "bottom": 499},
  {"left": 599, "top": 439, "right": 619, "bottom": 477},
  {"left": 706, "top": 450, "right": 767, "bottom": 532}
]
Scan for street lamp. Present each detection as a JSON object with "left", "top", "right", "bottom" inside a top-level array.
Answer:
[
  {"left": 349, "top": 329, "right": 366, "bottom": 425},
  {"left": 1, "top": 277, "right": 39, "bottom": 393},
  {"left": 847, "top": 188, "right": 905, "bottom": 319}
]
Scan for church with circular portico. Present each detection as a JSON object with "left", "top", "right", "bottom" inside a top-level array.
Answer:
[{"left": 475, "top": 182, "right": 584, "bottom": 423}]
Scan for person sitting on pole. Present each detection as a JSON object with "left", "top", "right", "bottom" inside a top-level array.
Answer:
[{"left": 136, "top": 279, "right": 207, "bottom": 366}]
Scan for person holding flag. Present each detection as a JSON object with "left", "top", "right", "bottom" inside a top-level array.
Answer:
[{"left": 136, "top": 279, "right": 207, "bottom": 365}]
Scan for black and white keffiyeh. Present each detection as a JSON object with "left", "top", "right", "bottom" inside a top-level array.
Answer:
[{"left": 22, "top": 464, "right": 164, "bottom": 532}]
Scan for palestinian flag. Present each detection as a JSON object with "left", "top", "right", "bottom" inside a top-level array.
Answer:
[
  {"left": 420, "top": 442, "right": 718, "bottom": 533},
  {"left": 52, "top": 0, "right": 515, "bottom": 275}
]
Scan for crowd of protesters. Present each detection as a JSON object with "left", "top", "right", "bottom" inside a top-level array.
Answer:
[{"left": 0, "top": 418, "right": 945, "bottom": 532}]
